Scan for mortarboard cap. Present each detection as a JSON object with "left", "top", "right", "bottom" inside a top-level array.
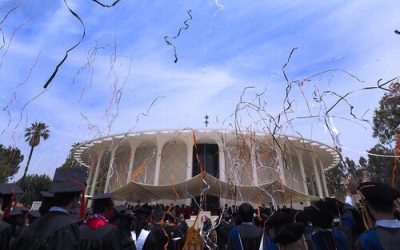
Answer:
[
  {"left": 0, "top": 183, "right": 23, "bottom": 196},
  {"left": 303, "top": 200, "right": 334, "bottom": 229},
  {"left": 133, "top": 206, "right": 151, "bottom": 217},
  {"left": 357, "top": 182, "right": 400, "bottom": 207},
  {"left": 10, "top": 207, "right": 28, "bottom": 217},
  {"left": 29, "top": 210, "right": 41, "bottom": 218},
  {"left": 115, "top": 204, "right": 134, "bottom": 218},
  {"left": 222, "top": 211, "right": 231, "bottom": 219},
  {"left": 50, "top": 167, "right": 87, "bottom": 193},
  {"left": 40, "top": 191, "right": 54, "bottom": 198},
  {"left": 265, "top": 212, "right": 292, "bottom": 228},
  {"left": 273, "top": 222, "right": 305, "bottom": 246},
  {"left": 92, "top": 193, "right": 113, "bottom": 200}
]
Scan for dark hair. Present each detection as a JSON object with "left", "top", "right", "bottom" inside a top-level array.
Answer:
[
  {"left": 368, "top": 201, "right": 394, "bottom": 213},
  {"left": 39, "top": 198, "right": 53, "bottom": 216},
  {"left": 92, "top": 199, "right": 114, "bottom": 214},
  {"left": 53, "top": 192, "right": 81, "bottom": 207},
  {"left": 238, "top": 203, "right": 254, "bottom": 222},
  {"left": 152, "top": 206, "right": 165, "bottom": 222}
]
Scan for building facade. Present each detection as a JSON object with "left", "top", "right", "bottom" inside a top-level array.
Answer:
[{"left": 74, "top": 129, "right": 340, "bottom": 206}]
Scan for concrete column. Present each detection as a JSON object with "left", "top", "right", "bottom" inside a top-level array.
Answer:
[
  {"left": 251, "top": 144, "right": 258, "bottom": 185},
  {"left": 218, "top": 143, "right": 226, "bottom": 182},
  {"left": 311, "top": 154, "right": 323, "bottom": 198},
  {"left": 295, "top": 150, "right": 309, "bottom": 195},
  {"left": 216, "top": 142, "right": 227, "bottom": 207},
  {"left": 126, "top": 142, "right": 139, "bottom": 184},
  {"left": 319, "top": 159, "right": 330, "bottom": 197},
  {"left": 274, "top": 144, "right": 286, "bottom": 185},
  {"left": 104, "top": 148, "right": 116, "bottom": 193},
  {"left": 85, "top": 155, "right": 95, "bottom": 195},
  {"left": 186, "top": 139, "right": 193, "bottom": 180},
  {"left": 153, "top": 138, "right": 165, "bottom": 186},
  {"left": 88, "top": 149, "right": 104, "bottom": 206}
]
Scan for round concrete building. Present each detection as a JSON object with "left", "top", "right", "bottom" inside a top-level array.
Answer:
[{"left": 74, "top": 128, "right": 340, "bottom": 208}]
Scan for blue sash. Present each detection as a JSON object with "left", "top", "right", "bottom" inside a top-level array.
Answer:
[{"left": 230, "top": 226, "right": 243, "bottom": 250}]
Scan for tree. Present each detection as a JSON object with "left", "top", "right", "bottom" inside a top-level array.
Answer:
[
  {"left": 326, "top": 157, "right": 363, "bottom": 199},
  {"left": 326, "top": 160, "right": 346, "bottom": 199},
  {"left": 365, "top": 144, "right": 394, "bottom": 184},
  {"left": 372, "top": 93, "right": 400, "bottom": 146},
  {"left": 61, "top": 142, "right": 82, "bottom": 168},
  {"left": 17, "top": 174, "right": 51, "bottom": 207},
  {"left": 22, "top": 122, "right": 50, "bottom": 180},
  {"left": 371, "top": 92, "right": 400, "bottom": 187},
  {"left": 0, "top": 145, "right": 24, "bottom": 182}
]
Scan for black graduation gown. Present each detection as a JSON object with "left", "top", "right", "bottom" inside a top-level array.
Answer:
[
  {"left": 164, "top": 223, "right": 183, "bottom": 250},
  {"left": 177, "top": 220, "right": 188, "bottom": 243},
  {"left": 227, "top": 224, "right": 262, "bottom": 250},
  {"left": 143, "top": 224, "right": 169, "bottom": 250},
  {"left": 216, "top": 222, "right": 233, "bottom": 250},
  {"left": 116, "top": 216, "right": 136, "bottom": 250},
  {"left": 0, "top": 221, "right": 12, "bottom": 250},
  {"left": 80, "top": 223, "right": 122, "bottom": 250},
  {"left": 118, "top": 225, "right": 137, "bottom": 250},
  {"left": 11, "top": 211, "right": 80, "bottom": 250}
]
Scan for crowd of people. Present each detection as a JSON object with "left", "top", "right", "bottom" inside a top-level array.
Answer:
[{"left": 0, "top": 166, "right": 399, "bottom": 250}]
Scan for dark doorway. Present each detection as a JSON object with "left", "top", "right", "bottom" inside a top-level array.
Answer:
[{"left": 192, "top": 143, "right": 220, "bottom": 211}]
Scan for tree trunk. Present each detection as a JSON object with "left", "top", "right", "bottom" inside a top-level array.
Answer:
[{"left": 21, "top": 146, "right": 35, "bottom": 181}]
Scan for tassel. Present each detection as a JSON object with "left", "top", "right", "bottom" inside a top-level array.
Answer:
[{"left": 80, "top": 185, "right": 86, "bottom": 220}]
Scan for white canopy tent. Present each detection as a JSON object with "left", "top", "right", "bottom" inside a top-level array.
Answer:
[{"left": 113, "top": 173, "right": 317, "bottom": 205}]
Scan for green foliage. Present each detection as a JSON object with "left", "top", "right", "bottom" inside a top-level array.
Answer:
[
  {"left": 23, "top": 122, "right": 50, "bottom": 179},
  {"left": 327, "top": 93, "right": 400, "bottom": 195},
  {"left": 24, "top": 122, "right": 50, "bottom": 147},
  {"left": 326, "top": 157, "right": 363, "bottom": 199},
  {"left": 60, "top": 142, "right": 82, "bottom": 168},
  {"left": 326, "top": 161, "right": 346, "bottom": 199},
  {"left": 366, "top": 144, "right": 394, "bottom": 183},
  {"left": 17, "top": 174, "right": 52, "bottom": 207},
  {"left": 0, "top": 145, "right": 24, "bottom": 183},
  {"left": 372, "top": 94, "right": 400, "bottom": 146}
]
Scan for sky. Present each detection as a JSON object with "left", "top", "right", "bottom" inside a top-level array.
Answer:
[{"left": 0, "top": 0, "right": 399, "bottom": 180}]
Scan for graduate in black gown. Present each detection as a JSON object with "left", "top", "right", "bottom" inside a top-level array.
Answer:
[
  {"left": 216, "top": 212, "right": 233, "bottom": 250},
  {"left": 304, "top": 200, "right": 351, "bottom": 250},
  {"left": 131, "top": 206, "right": 152, "bottom": 250},
  {"left": 0, "top": 183, "right": 21, "bottom": 250},
  {"left": 80, "top": 193, "right": 122, "bottom": 250},
  {"left": 11, "top": 167, "right": 87, "bottom": 250},
  {"left": 0, "top": 216, "right": 11, "bottom": 250},
  {"left": 143, "top": 206, "right": 169, "bottom": 250},
  {"left": 38, "top": 191, "right": 54, "bottom": 216},
  {"left": 227, "top": 203, "right": 262, "bottom": 250},
  {"left": 272, "top": 222, "right": 307, "bottom": 250},
  {"left": 114, "top": 204, "right": 137, "bottom": 250},
  {"left": 355, "top": 182, "right": 400, "bottom": 250},
  {"left": 8, "top": 207, "right": 28, "bottom": 240}
]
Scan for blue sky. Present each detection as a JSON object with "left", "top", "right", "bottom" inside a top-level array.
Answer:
[{"left": 0, "top": 0, "right": 399, "bottom": 179}]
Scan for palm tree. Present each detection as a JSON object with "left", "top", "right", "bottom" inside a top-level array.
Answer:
[{"left": 22, "top": 122, "right": 50, "bottom": 179}]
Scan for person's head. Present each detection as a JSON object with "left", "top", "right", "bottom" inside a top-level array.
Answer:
[
  {"left": 273, "top": 222, "right": 307, "bottom": 250},
  {"left": 304, "top": 200, "right": 334, "bottom": 229},
  {"left": 238, "top": 203, "right": 254, "bottom": 223},
  {"left": 92, "top": 193, "right": 114, "bottom": 218},
  {"left": 39, "top": 191, "right": 54, "bottom": 216},
  {"left": 152, "top": 206, "right": 165, "bottom": 224},
  {"left": 0, "top": 183, "right": 23, "bottom": 215},
  {"left": 357, "top": 182, "right": 400, "bottom": 228},
  {"left": 50, "top": 167, "right": 87, "bottom": 212},
  {"left": 53, "top": 192, "right": 81, "bottom": 209},
  {"left": 222, "top": 212, "right": 231, "bottom": 222},
  {"left": 265, "top": 211, "right": 292, "bottom": 239}
]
